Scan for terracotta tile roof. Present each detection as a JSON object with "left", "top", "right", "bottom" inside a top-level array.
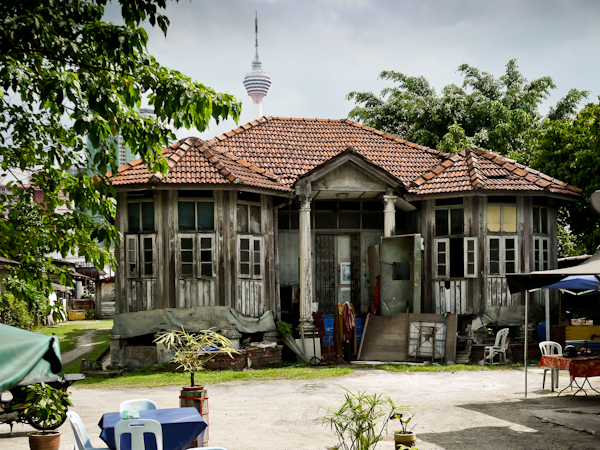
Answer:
[
  {"left": 204, "top": 117, "right": 445, "bottom": 188},
  {"left": 110, "top": 117, "right": 580, "bottom": 199},
  {"left": 410, "top": 146, "right": 581, "bottom": 196},
  {"left": 110, "top": 137, "right": 291, "bottom": 192}
]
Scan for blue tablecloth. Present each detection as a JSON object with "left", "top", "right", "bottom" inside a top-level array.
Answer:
[{"left": 99, "top": 407, "right": 207, "bottom": 450}]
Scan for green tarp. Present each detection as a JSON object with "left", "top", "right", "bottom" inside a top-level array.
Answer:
[{"left": 0, "top": 323, "right": 62, "bottom": 392}]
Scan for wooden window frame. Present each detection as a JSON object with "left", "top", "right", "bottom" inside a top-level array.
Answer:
[
  {"left": 486, "top": 203, "right": 517, "bottom": 233},
  {"left": 237, "top": 200, "right": 262, "bottom": 234},
  {"left": 125, "top": 233, "right": 156, "bottom": 279},
  {"left": 533, "top": 206, "right": 549, "bottom": 235},
  {"left": 176, "top": 233, "right": 216, "bottom": 280},
  {"left": 127, "top": 199, "right": 155, "bottom": 233},
  {"left": 534, "top": 236, "right": 550, "bottom": 271},
  {"left": 177, "top": 199, "right": 215, "bottom": 232},
  {"left": 434, "top": 206, "right": 464, "bottom": 237},
  {"left": 238, "top": 235, "right": 262, "bottom": 279},
  {"left": 464, "top": 237, "right": 478, "bottom": 278},
  {"left": 434, "top": 238, "right": 450, "bottom": 278},
  {"left": 487, "top": 235, "right": 518, "bottom": 276}
]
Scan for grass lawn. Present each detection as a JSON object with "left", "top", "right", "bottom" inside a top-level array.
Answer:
[
  {"left": 39, "top": 319, "right": 113, "bottom": 354},
  {"left": 39, "top": 320, "right": 521, "bottom": 389}
]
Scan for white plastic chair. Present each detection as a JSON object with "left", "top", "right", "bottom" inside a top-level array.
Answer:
[
  {"left": 484, "top": 328, "right": 510, "bottom": 364},
  {"left": 67, "top": 411, "right": 110, "bottom": 450},
  {"left": 115, "top": 419, "right": 162, "bottom": 450},
  {"left": 119, "top": 399, "right": 158, "bottom": 413},
  {"left": 539, "top": 341, "right": 562, "bottom": 390}
]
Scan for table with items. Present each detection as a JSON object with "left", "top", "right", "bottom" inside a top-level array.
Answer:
[
  {"left": 99, "top": 407, "right": 207, "bottom": 450},
  {"left": 539, "top": 354, "right": 600, "bottom": 397}
]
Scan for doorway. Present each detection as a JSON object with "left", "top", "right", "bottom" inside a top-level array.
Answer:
[{"left": 315, "top": 234, "right": 360, "bottom": 314}]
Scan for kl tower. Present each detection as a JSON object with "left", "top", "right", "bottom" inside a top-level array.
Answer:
[{"left": 243, "top": 12, "right": 271, "bottom": 118}]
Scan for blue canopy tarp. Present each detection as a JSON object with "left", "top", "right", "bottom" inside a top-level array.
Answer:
[
  {"left": 540, "top": 274, "right": 600, "bottom": 295},
  {"left": 0, "top": 323, "right": 62, "bottom": 392}
]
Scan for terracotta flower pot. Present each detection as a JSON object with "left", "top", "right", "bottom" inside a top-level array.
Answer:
[
  {"left": 28, "top": 431, "right": 61, "bottom": 450},
  {"left": 394, "top": 431, "right": 416, "bottom": 448}
]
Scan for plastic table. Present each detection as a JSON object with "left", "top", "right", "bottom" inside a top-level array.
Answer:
[{"left": 99, "top": 407, "right": 207, "bottom": 450}]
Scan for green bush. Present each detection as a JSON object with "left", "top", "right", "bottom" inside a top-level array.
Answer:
[
  {"left": 0, "top": 292, "right": 34, "bottom": 330},
  {"left": 85, "top": 310, "right": 95, "bottom": 320}
]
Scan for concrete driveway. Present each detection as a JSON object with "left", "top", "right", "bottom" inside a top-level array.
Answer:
[{"left": 2, "top": 367, "right": 600, "bottom": 449}]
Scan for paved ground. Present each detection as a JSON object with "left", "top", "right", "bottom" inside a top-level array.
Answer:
[{"left": 2, "top": 367, "right": 600, "bottom": 449}]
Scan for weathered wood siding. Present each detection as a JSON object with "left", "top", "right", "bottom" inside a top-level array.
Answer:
[
  {"left": 434, "top": 280, "right": 467, "bottom": 314},
  {"left": 423, "top": 195, "right": 560, "bottom": 316},
  {"left": 115, "top": 188, "right": 278, "bottom": 320}
]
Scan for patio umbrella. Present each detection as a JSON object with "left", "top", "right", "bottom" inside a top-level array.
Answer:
[
  {"left": 507, "top": 272, "right": 600, "bottom": 398},
  {"left": 538, "top": 274, "right": 600, "bottom": 296}
]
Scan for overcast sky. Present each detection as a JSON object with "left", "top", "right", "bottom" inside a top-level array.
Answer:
[{"left": 115, "top": 0, "right": 600, "bottom": 141}]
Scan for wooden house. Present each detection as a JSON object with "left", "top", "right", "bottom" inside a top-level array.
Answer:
[{"left": 110, "top": 117, "right": 580, "bottom": 364}]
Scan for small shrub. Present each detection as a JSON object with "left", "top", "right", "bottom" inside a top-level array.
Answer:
[
  {"left": 85, "top": 310, "right": 95, "bottom": 320},
  {"left": 0, "top": 292, "right": 34, "bottom": 329}
]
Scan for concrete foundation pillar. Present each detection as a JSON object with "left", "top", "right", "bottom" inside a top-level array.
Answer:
[
  {"left": 109, "top": 334, "right": 126, "bottom": 369},
  {"left": 220, "top": 328, "right": 242, "bottom": 350}
]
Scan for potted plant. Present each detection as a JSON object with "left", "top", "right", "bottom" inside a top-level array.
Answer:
[
  {"left": 23, "top": 382, "right": 72, "bottom": 450},
  {"left": 319, "top": 388, "right": 401, "bottom": 450},
  {"left": 391, "top": 412, "right": 417, "bottom": 449},
  {"left": 154, "top": 327, "right": 239, "bottom": 388}
]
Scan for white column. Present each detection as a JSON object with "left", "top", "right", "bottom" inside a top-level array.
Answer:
[
  {"left": 383, "top": 194, "right": 398, "bottom": 237},
  {"left": 298, "top": 195, "right": 314, "bottom": 330}
]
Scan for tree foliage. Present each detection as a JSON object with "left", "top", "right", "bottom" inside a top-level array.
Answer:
[
  {"left": 347, "top": 60, "right": 587, "bottom": 162},
  {"left": 0, "top": 0, "right": 241, "bottom": 308},
  {"left": 531, "top": 101, "right": 600, "bottom": 254}
]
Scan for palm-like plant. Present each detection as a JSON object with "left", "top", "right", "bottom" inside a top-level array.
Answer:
[
  {"left": 319, "top": 388, "right": 398, "bottom": 450},
  {"left": 154, "top": 327, "right": 239, "bottom": 387}
]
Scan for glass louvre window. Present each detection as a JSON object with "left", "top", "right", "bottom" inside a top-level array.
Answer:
[
  {"left": 180, "top": 237, "right": 194, "bottom": 277},
  {"left": 200, "top": 237, "right": 213, "bottom": 277},
  {"left": 128, "top": 201, "right": 155, "bottom": 232},
  {"left": 240, "top": 238, "right": 250, "bottom": 275},
  {"left": 489, "top": 238, "right": 500, "bottom": 274}
]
